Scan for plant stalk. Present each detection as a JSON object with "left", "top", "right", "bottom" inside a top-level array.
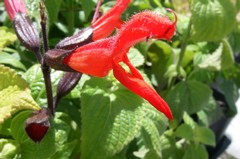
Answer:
[
  {"left": 168, "top": 20, "right": 192, "bottom": 88},
  {"left": 40, "top": 1, "right": 54, "bottom": 115},
  {"left": 176, "top": 20, "right": 192, "bottom": 72}
]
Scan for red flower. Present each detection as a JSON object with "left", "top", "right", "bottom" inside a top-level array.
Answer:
[
  {"left": 91, "top": 0, "right": 131, "bottom": 41},
  {"left": 4, "top": 0, "right": 27, "bottom": 20},
  {"left": 64, "top": 10, "right": 177, "bottom": 120}
]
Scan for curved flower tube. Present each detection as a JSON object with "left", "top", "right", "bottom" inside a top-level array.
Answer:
[
  {"left": 112, "top": 54, "right": 173, "bottom": 120},
  {"left": 64, "top": 11, "right": 176, "bottom": 119},
  {"left": 91, "top": 0, "right": 131, "bottom": 41},
  {"left": 4, "top": 0, "right": 27, "bottom": 20}
]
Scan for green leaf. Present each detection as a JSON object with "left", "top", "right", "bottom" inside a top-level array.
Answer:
[
  {"left": 175, "top": 124, "right": 193, "bottom": 141},
  {"left": 191, "top": 0, "right": 236, "bottom": 42},
  {"left": 128, "top": 48, "right": 145, "bottom": 67},
  {"left": 160, "top": 134, "right": 182, "bottom": 159},
  {"left": 0, "top": 52, "right": 26, "bottom": 70},
  {"left": 0, "top": 139, "right": 19, "bottom": 159},
  {"left": 0, "top": 65, "right": 39, "bottom": 124},
  {"left": 81, "top": 75, "right": 145, "bottom": 159},
  {"left": 10, "top": 111, "right": 32, "bottom": 142},
  {"left": 197, "top": 40, "right": 235, "bottom": 71},
  {"left": 50, "top": 140, "right": 77, "bottom": 159},
  {"left": 193, "top": 127, "right": 216, "bottom": 146},
  {"left": 166, "top": 81, "right": 212, "bottom": 121},
  {"left": 147, "top": 41, "right": 174, "bottom": 88},
  {"left": 81, "top": 0, "right": 95, "bottom": 19},
  {"left": 216, "top": 77, "right": 238, "bottom": 116},
  {"left": 183, "top": 144, "right": 208, "bottom": 159},
  {"left": 0, "top": 27, "right": 17, "bottom": 50},
  {"left": 188, "top": 69, "right": 214, "bottom": 84},
  {"left": 24, "top": 0, "right": 41, "bottom": 21},
  {"left": 183, "top": 113, "right": 197, "bottom": 129},
  {"left": 164, "top": 64, "right": 186, "bottom": 79},
  {"left": 45, "top": 0, "right": 63, "bottom": 24},
  {"left": 24, "top": 64, "right": 63, "bottom": 106}
]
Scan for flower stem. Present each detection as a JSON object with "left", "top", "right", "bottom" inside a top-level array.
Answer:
[
  {"left": 168, "top": 20, "right": 192, "bottom": 88},
  {"left": 40, "top": 1, "right": 54, "bottom": 115},
  {"left": 176, "top": 20, "right": 192, "bottom": 72}
]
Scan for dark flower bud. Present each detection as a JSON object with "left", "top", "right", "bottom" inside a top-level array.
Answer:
[
  {"left": 25, "top": 108, "right": 50, "bottom": 143},
  {"left": 13, "top": 12, "right": 40, "bottom": 53},
  {"left": 44, "top": 49, "right": 75, "bottom": 72},
  {"left": 56, "top": 27, "right": 93, "bottom": 50},
  {"left": 54, "top": 72, "right": 82, "bottom": 108}
]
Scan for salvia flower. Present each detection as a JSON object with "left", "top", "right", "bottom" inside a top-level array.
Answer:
[
  {"left": 63, "top": 11, "right": 177, "bottom": 120},
  {"left": 4, "top": 0, "right": 27, "bottom": 20}
]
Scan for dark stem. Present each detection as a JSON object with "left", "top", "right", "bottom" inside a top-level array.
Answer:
[
  {"left": 34, "top": 49, "right": 42, "bottom": 64},
  {"left": 40, "top": 1, "right": 54, "bottom": 115}
]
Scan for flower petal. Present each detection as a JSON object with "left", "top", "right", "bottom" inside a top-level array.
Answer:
[{"left": 112, "top": 56, "right": 173, "bottom": 120}]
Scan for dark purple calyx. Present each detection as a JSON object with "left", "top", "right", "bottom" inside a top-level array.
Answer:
[{"left": 25, "top": 108, "right": 50, "bottom": 143}]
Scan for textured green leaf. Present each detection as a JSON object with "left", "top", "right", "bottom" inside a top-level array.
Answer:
[
  {"left": 198, "top": 40, "right": 235, "bottom": 71},
  {"left": 0, "top": 27, "right": 17, "bottom": 50},
  {"left": 0, "top": 65, "right": 39, "bottom": 124},
  {"left": 50, "top": 140, "right": 77, "bottom": 159},
  {"left": 216, "top": 77, "right": 238, "bottom": 116},
  {"left": 140, "top": 103, "right": 168, "bottom": 158},
  {"left": 45, "top": 0, "right": 63, "bottom": 24},
  {"left": 147, "top": 41, "right": 174, "bottom": 88},
  {"left": 0, "top": 52, "right": 26, "bottom": 70},
  {"left": 128, "top": 48, "right": 145, "bottom": 67},
  {"left": 188, "top": 69, "right": 214, "bottom": 84},
  {"left": 81, "top": 75, "right": 145, "bottom": 159},
  {"left": 166, "top": 81, "right": 212, "bottom": 120},
  {"left": 81, "top": 0, "right": 95, "bottom": 19},
  {"left": 193, "top": 126, "right": 216, "bottom": 146},
  {"left": 24, "top": 64, "right": 63, "bottom": 106},
  {"left": 160, "top": 134, "right": 181, "bottom": 159},
  {"left": 183, "top": 144, "right": 208, "bottom": 159},
  {"left": 191, "top": 0, "right": 236, "bottom": 42},
  {"left": 0, "top": 139, "right": 19, "bottom": 159},
  {"left": 175, "top": 124, "right": 193, "bottom": 141},
  {"left": 10, "top": 111, "right": 32, "bottom": 142},
  {"left": 24, "top": 0, "right": 41, "bottom": 20},
  {"left": 183, "top": 113, "right": 197, "bottom": 129}
]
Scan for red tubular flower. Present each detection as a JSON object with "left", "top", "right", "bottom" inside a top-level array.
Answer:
[
  {"left": 91, "top": 0, "right": 131, "bottom": 41},
  {"left": 64, "top": 10, "right": 177, "bottom": 120},
  {"left": 4, "top": 0, "right": 27, "bottom": 20}
]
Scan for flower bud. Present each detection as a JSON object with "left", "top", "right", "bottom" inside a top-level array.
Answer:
[
  {"left": 25, "top": 108, "right": 50, "bottom": 143},
  {"left": 4, "top": 0, "right": 27, "bottom": 20},
  {"left": 13, "top": 13, "right": 40, "bottom": 53},
  {"left": 44, "top": 49, "right": 76, "bottom": 72},
  {"left": 54, "top": 72, "right": 82, "bottom": 108},
  {"left": 56, "top": 27, "right": 93, "bottom": 50}
]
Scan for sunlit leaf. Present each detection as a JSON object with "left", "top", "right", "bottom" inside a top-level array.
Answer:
[{"left": 0, "top": 65, "right": 39, "bottom": 124}]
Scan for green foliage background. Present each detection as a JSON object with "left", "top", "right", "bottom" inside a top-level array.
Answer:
[{"left": 0, "top": 0, "right": 240, "bottom": 158}]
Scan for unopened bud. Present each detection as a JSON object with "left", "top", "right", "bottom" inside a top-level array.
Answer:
[
  {"left": 54, "top": 72, "right": 82, "bottom": 108},
  {"left": 13, "top": 13, "right": 40, "bottom": 53},
  {"left": 25, "top": 108, "right": 50, "bottom": 143}
]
